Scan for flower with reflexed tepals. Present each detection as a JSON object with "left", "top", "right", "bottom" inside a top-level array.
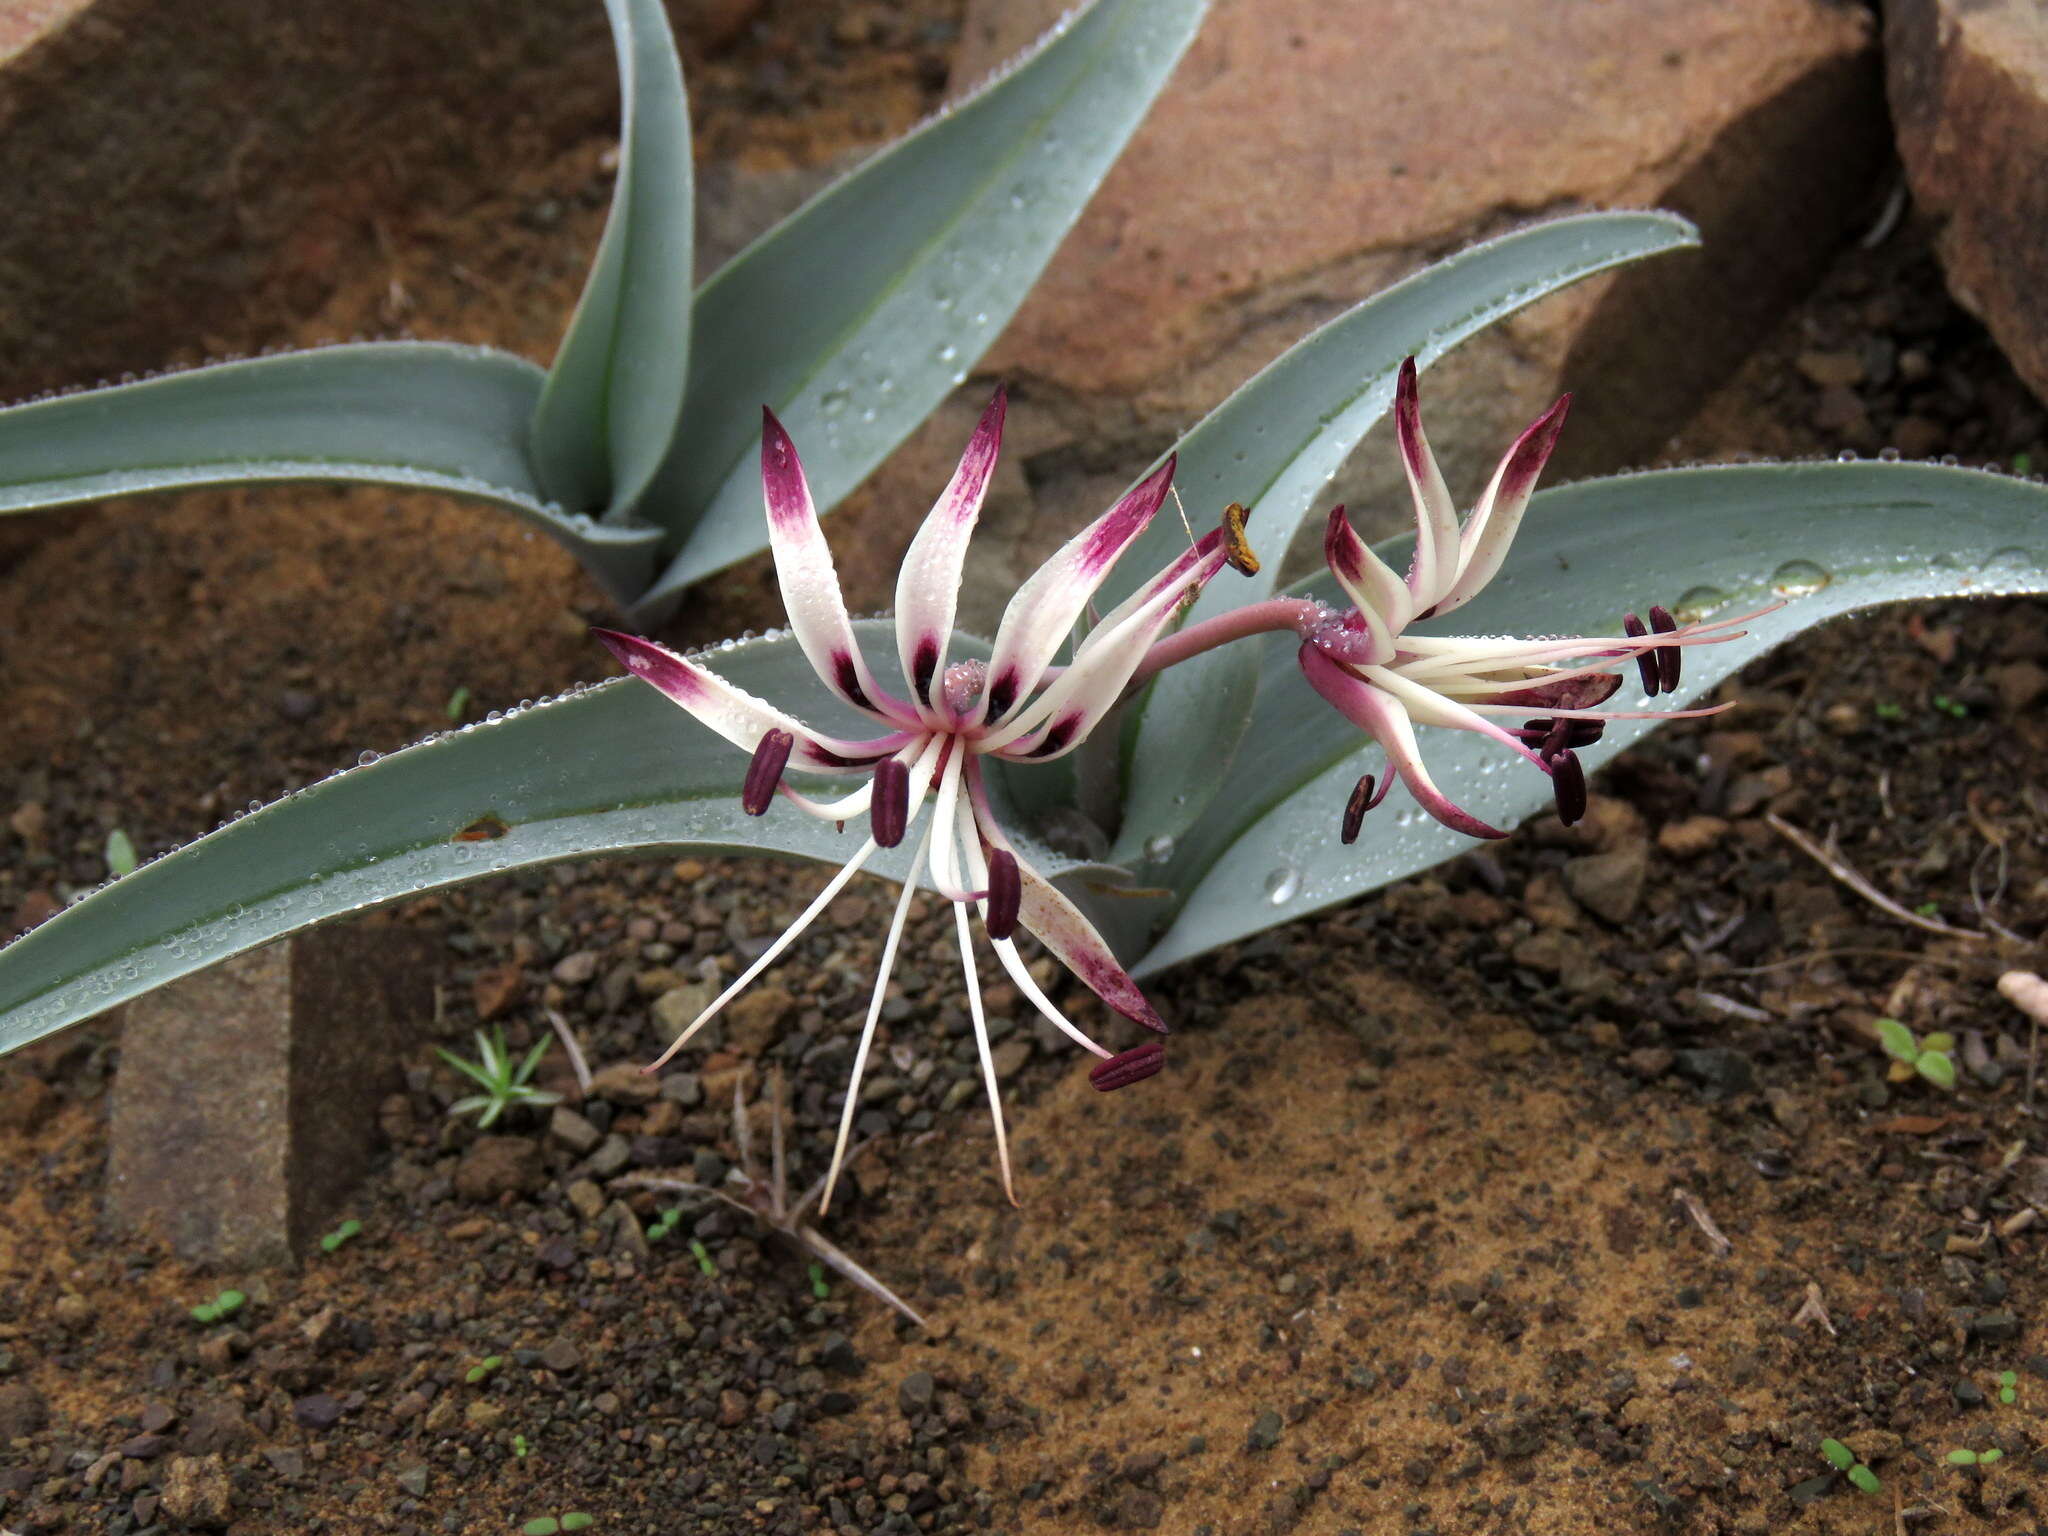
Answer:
[
  {"left": 1302, "top": 357, "right": 1762, "bottom": 841},
  {"left": 595, "top": 389, "right": 1227, "bottom": 1207}
]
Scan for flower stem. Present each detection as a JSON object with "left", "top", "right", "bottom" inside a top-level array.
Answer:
[{"left": 1125, "top": 598, "right": 1324, "bottom": 691}]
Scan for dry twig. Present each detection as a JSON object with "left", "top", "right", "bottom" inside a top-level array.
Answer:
[
  {"left": 546, "top": 1007, "right": 593, "bottom": 1097},
  {"left": 1997, "top": 970, "right": 2048, "bottom": 1108},
  {"left": 1673, "top": 1186, "right": 1733, "bottom": 1257},
  {"left": 1766, "top": 812, "right": 1985, "bottom": 942},
  {"left": 1790, "top": 1281, "right": 1835, "bottom": 1335}
]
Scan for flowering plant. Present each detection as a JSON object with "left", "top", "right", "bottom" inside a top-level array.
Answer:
[{"left": 7, "top": 207, "right": 2048, "bottom": 1206}]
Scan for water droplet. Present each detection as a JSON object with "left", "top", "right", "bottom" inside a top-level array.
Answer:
[
  {"left": 1769, "top": 559, "right": 1831, "bottom": 598},
  {"left": 1143, "top": 833, "right": 1176, "bottom": 862},
  {"left": 1978, "top": 546, "right": 2034, "bottom": 575},
  {"left": 1263, "top": 865, "right": 1300, "bottom": 905},
  {"left": 935, "top": 343, "right": 959, "bottom": 365},
  {"left": 1672, "top": 585, "right": 1730, "bottom": 624},
  {"left": 820, "top": 388, "right": 851, "bottom": 417},
  {"left": 357, "top": 750, "right": 380, "bottom": 766}
]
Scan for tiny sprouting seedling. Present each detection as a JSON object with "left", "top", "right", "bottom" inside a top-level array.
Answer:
[
  {"left": 189, "top": 1289, "right": 246, "bottom": 1324},
  {"left": 645, "top": 1207, "right": 683, "bottom": 1243},
  {"left": 1875, "top": 1018, "right": 1957, "bottom": 1091},
  {"left": 1931, "top": 693, "right": 1970, "bottom": 720},
  {"left": 1946, "top": 1447, "right": 2004, "bottom": 1466},
  {"left": 520, "top": 1518, "right": 594, "bottom": 1536},
  {"left": 1820, "top": 1438, "right": 1881, "bottom": 1494},
  {"left": 464, "top": 1354, "right": 504, "bottom": 1385},
  {"left": 620, "top": 1070, "right": 928, "bottom": 1328},
  {"left": 435, "top": 1025, "right": 562, "bottom": 1127},
  {"left": 1874, "top": 700, "right": 1906, "bottom": 722},
  {"left": 445, "top": 685, "right": 471, "bottom": 722},
  {"left": 513, "top": 1433, "right": 531, "bottom": 1459},
  {"left": 319, "top": 1218, "right": 363, "bottom": 1254},
  {"left": 1998, "top": 1370, "right": 2019, "bottom": 1405},
  {"left": 104, "top": 829, "right": 138, "bottom": 879}
]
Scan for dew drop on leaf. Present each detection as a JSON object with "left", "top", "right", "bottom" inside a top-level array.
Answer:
[
  {"left": 1263, "top": 865, "right": 1300, "bottom": 905},
  {"left": 1768, "top": 560, "right": 1830, "bottom": 598},
  {"left": 1671, "top": 585, "right": 1729, "bottom": 624}
]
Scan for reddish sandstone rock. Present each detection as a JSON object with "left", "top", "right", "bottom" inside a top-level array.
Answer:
[
  {"left": 945, "top": 0, "right": 1883, "bottom": 557},
  {"left": 1888, "top": 0, "right": 2048, "bottom": 406}
]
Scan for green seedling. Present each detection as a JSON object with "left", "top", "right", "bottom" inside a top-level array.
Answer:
[
  {"left": 645, "top": 1208, "right": 683, "bottom": 1243},
  {"left": 464, "top": 1354, "right": 504, "bottom": 1385},
  {"left": 1998, "top": 1370, "right": 2018, "bottom": 1405},
  {"left": 809, "top": 1261, "right": 830, "bottom": 1301},
  {"left": 688, "top": 1239, "right": 717, "bottom": 1276},
  {"left": 513, "top": 1433, "right": 531, "bottom": 1458},
  {"left": 521, "top": 1516, "right": 593, "bottom": 1535},
  {"left": 445, "top": 685, "right": 471, "bottom": 722},
  {"left": 1875, "top": 1018, "right": 1957, "bottom": 1091},
  {"left": 1914, "top": 900, "right": 1941, "bottom": 917},
  {"left": 1946, "top": 1447, "right": 2004, "bottom": 1466},
  {"left": 189, "top": 1289, "right": 246, "bottom": 1325},
  {"left": 1820, "top": 1437, "right": 1881, "bottom": 1493},
  {"left": 104, "top": 829, "right": 138, "bottom": 879},
  {"left": 2014, "top": 452, "right": 2035, "bottom": 477},
  {"left": 319, "top": 1218, "right": 363, "bottom": 1254},
  {"left": 1874, "top": 700, "right": 1906, "bottom": 722},
  {"left": 435, "top": 1025, "right": 561, "bottom": 1128},
  {"left": 1931, "top": 693, "right": 1970, "bottom": 720}
]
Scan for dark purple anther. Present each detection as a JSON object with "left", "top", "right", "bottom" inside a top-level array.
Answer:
[
  {"left": 1549, "top": 748, "right": 1587, "bottom": 826},
  {"left": 1521, "top": 717, "right": 1604, "bottom": 751},
  {"left": 985, "top": 849, "right": 1021, "bottom": 940},
  {"left": 871, "top": 758, "right": 909, "bottom": 848},
  {"left": 742, "top": 729, "right": 793, "bottom": 816},
  {"left": 1622, "top": 612, "right": 1659, "bottom": 696},
  {"left": 1089, "top": 1039, "right": 1166, "bottom": 1092},
  {"left": 1649, "top": 604, "right": 1681, "bottom": 693},
  {"left": 1341, "top": 774, "right": 1377, "bottom": 845}
]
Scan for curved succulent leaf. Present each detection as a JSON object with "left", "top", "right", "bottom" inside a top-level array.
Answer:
[
  {"left": 632, "top": 0, "right": 1211, "bottom": 613},
  {"left": 529, "top": 0, "right": 694, "bottom": 520},
  {"left": 1133, "top": 460, "right": 2048, "bottom": 974},
  {"left": 0, "top": 626, "right": 1095, "bottom": 1057},
  {"left": 1110, "top": 211, "right": 1702, "bottom": 866},
  {"left": 0, "top": 343, "right": 663, "bottom": 605}
]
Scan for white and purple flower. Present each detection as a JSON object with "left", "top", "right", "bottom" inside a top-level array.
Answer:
[
  {"left": 596, "top": 389, "right": 1227, "bottom": 1206},
  {"left": 1301, "top": 358, "right": 1757, "bottom": 840}
]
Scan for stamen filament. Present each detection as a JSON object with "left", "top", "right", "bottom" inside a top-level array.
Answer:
[
  {"left": 821, "top": 820, "right": 934, "bottom": 1215},
  {"left": 645, "top": 839, "right": 879, "bottom": 1071}
]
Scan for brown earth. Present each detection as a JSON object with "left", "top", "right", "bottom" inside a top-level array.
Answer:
[{"left": 2, "top": 2, "right": 2048, "bottom": 1534}]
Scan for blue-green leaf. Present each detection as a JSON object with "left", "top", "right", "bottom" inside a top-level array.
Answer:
[
  {"left": 0, "top": 626, "right": 1090, "bottom": 1057},
  {"left": 529, "top": 0, "right": 694, "bottom": 520},
  {"left": 1134, "top": 460, "right": 2048, "bottom": 974},
  {"left": 633, "top": 0, "right": 1210, "bottom": 612},
  {"left": 0, "top": 343, "right": 662, "bottom": 605},
  {"left": 1111, "top": 212, "right": 1700, "bottom": 866}
]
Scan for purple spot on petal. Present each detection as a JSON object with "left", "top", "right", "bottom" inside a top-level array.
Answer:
[
  {"left": 985, "top": 670, "right": 1019, "bottom": 720},
  {"left": 832, "top": 652, "right": 872, "bottom": 711},
  {"left": 912, "top": 638, "right": 940, "bottom": 702}
]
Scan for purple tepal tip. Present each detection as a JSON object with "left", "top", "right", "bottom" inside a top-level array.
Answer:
[
  {"left": 1090, "top": 1040, "right": 1166, "bottom": 1092},
  {"left": 1649, "top": 604, "right": 1681, "bottom": 693},
  {"left": 1549, "top": 748, "right": 1587, "bottom": 826},
  {"left": 742, "top": 729, "right": 793, "bottom": 817},
  {"left": 870, "top": 758, "right": 909, "bottom": 848},
  {"left": 1622, "top": 612, "right": 1659, "bottom": 696},
  {"left": 985, "top": 849, "right": 1021, "bottom": 940}
]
